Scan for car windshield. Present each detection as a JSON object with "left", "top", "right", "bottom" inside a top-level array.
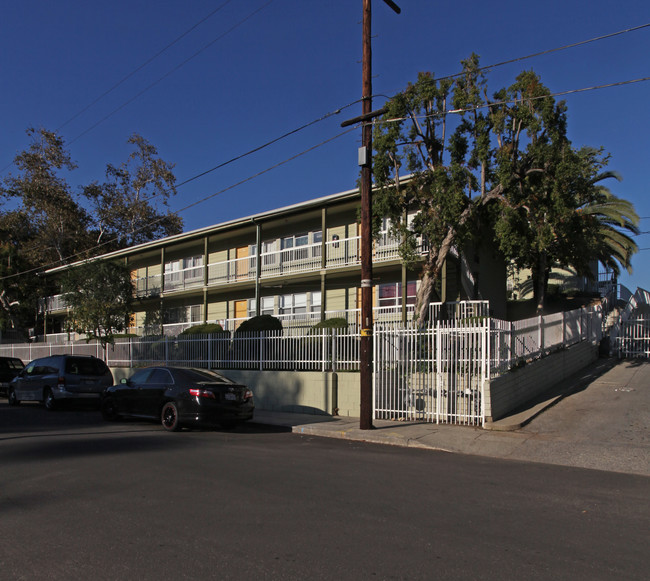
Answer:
[
  {"left": 8, "top": 359, "right": 24, "bottom": 370},
  {"left": 176, "top": 368, "right": 232, "bottom": 384}
]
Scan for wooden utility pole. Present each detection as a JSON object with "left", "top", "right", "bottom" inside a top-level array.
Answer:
[{"left": 358, "top": 0, "right": 400, "bottom": 430}]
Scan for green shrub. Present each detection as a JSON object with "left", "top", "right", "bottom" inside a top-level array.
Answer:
[
  {"left": 180, "top": 323, "right": 225, "bottom": 336},
  {"left": 235, "top": 315, "right": 283, "bottom": 334},
  {"left": 311, "top": 317, "right": 348, "bottom": 333}
]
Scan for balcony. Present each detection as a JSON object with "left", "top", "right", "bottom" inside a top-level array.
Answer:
[
  {"left": 38, "top": 294, "right": 68, "bottom": 313},
  {"left": 43, "top": 234, "right": 426, "bottom": 308}
]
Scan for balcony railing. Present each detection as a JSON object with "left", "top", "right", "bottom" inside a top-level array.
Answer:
[
  {"left": 38, "top": 294, "right": 68, "bottom": 313},
  {"left": 43, "top": 234, "right": 427, "bottom": 307}
]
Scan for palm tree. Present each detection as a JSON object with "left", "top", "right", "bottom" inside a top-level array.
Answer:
[{"left": 578, "top": 173, "right": 639, "bottom": 278}]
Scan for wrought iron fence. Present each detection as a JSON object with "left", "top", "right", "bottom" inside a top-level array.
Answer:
[{"left": 617, "top": 316, "right": 650, "bottom": 358}]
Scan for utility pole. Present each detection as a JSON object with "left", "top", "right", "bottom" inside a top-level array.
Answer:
[{"left": 355, "top": 0, "right": 400, "bottom": 430}]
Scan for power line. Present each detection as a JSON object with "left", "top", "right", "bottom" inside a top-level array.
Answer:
[
  {"left": 56, "top": 1, "right": 234, "bottom": 133},
  {"left": 0, "top": 0, "right": 272, "bottom": 175},
  {"left": 175, "top": 102, "right": 358, "bottom": 188},
  {"left": 462, "top": 23, "right": 650, "bottom": 79},
  {"left": 68, "top": 0, "right": 275, "bottom": 146},
  {"left": 0, "top": 126, "right": 357, "bottom": 282},
  {"left": 3, "top": 70, "right": 646, "bottom": 281},
  {"left": 379, "top": 22, "right": 650, "bottom": 96},
  {"left": 372, "top": 75, "right": 650, "bottom": 126}
]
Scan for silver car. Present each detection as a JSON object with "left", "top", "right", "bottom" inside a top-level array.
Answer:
[{"left": 8, "top": 355, "right": 113, "bottom": 410}]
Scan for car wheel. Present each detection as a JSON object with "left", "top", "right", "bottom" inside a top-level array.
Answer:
[
  {"left": 161, "top": 402, "right": 182, "bottom": 432},
  {"left": 8, "top": 388, "right": 19, "bottom": 406},
  {"left": 44, "top": 388, "right": 56, "bottom": 411},
  {"left": 101, "top": 397, "right": 120, "bottom": 421}
]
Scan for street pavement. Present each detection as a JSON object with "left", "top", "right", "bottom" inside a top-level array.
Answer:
[{"left": 252, "top": 357, "right": 650, "bottom": 476}]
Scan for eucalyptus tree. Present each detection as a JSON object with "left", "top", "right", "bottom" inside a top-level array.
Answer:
[
  {"left": 0, "top": 128, "right": 92, "bottom": 334},
  {"left": 373, "top": 55, "right": 504, "bottom": 324},
  {"left": 372, "top": 56, "right": 638, "bottom": 321},
  {"left": 2, "top": 127, "right": 92, "bottom": 266},
  {"left": 83, "top": 133, "right": 182, "bottom": 250}
]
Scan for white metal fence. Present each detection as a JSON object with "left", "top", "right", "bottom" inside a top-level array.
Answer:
[
  {"left": 490, "top": 307, "right": 603, "bottom": 376},
  {"left": 617, "top": 316, "right": 650, "bottom": 358},
  {"left": 374, "top": 320, "right": 489, "bottom": 426},
  {"left": 0, "top": 305, "right": 604, "bottom": 426},
  {"left": 103, "top": 328, "right": 361, "bottom": 372}
]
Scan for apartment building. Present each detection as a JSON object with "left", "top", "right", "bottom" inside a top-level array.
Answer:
[{"left": 41, "top": 184, "right": 507, "bottom": 338}]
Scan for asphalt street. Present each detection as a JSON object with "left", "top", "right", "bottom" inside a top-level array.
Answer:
[{"left": 0, "top": 396, "right": 648, "bottom": 581}]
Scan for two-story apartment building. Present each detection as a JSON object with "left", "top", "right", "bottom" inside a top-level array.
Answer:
[{"left": 40, "top": 183, "right": 507, "bottom": 338}]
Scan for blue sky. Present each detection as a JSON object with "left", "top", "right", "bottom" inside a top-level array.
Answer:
[{"left": 1, "top": 0, "right": 649, "bottom": 292}]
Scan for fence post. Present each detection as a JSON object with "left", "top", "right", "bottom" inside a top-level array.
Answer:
[
  {"left": 538, "top": 315, "right": 544, "bottom": 355},
  {"left": 259, "top": 332, "right": 264, "bottom": 371}
]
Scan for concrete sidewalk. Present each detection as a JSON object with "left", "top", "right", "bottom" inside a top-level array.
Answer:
[{"left": 251, "top": 357, "right": 650, "bottom": 476}]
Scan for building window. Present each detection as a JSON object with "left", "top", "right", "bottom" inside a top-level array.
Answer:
[
  {"left": 248, "top": 296, "right": 275, "bottom": 317},
  {"left": 164, "top": 255, "right": 203, "bottom": 288},
  {"left": 164, "top": 304, "right": 202, "bottom": 324},
  {"left": 280, "top": 293, "right": 307, "bottom": 315},
  {"left": 378, "top": 282, "right": 417, "bottom": 307}
]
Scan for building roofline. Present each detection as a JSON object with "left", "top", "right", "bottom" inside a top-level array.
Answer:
[{"left": 44, "top": 183, "right": 363, "bottom": 275}]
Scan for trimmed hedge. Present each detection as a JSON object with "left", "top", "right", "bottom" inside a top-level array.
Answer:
[
  {"left": 180, "top": 323, "right": 225, "bottom": 335},
  {"left": 235, "top": 315, "right": 283, "bottom": 334}
]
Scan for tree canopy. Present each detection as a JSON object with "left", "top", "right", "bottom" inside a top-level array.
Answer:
[
  {"left": 0, "top": 128, "right": 183, "bottom": 336},
  {"left": 372, "top": 55, "right": 638, "bottom": 321},
  {"left": 60, "top": 260, "right": 135, "bottom": 348}
]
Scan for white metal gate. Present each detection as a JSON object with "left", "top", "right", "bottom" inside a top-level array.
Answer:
[
  {"left": 373, "top": 321, "right": 489, "bottom": 426},
  {"left": 618, "top": 316, "right": 650, "bottom": 358}
]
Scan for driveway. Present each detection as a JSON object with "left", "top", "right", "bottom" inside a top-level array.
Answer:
[{"left": 512, "top": 358, "right": 650, "bottom": 473}]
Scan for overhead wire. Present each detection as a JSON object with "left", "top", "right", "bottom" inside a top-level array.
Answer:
[
  {"left": 0, "top": 126, "right": 357, "bottom": 281},
  {"left": 2, "top": 68, "right": 645, "bottom": 282},
  {"left": 372, "top": 76, "right": 650, "bottom": 126},
  {"left": 56, "top": 0, "right": 235, "bottom": 133},
  {"left": 0, "top": 0, "right": 272, "bottom": 175},
  {"left": 2, "top": 21, "right": 650, "bottom": 280},
  {"left": 68, "top": 0, "right": 275, "bottom": 146}
]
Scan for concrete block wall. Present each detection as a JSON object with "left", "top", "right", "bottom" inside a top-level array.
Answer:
[
  {"left": 485, "top": 341, "right": 599, "bottom": 421},
  {"left": 216, "top": 369, "right": 361, "bottom": 417}
]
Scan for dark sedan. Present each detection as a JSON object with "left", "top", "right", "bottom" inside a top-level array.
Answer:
[{"left": 101, "top": 367, "right": 254, "bottom": 431}]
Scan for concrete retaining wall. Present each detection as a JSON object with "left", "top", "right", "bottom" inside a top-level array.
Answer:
[
  {"left": 215, "top": 369, "right": 361, "bottom": 417},
  {"left": 484, "top": 341, "right": 599, "bottom": 422}
]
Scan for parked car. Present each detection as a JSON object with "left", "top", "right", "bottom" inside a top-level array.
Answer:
[
  {"left": 0, "top": 357, "right": 25, "bottom": 397},
  {"left": 8, "top": 355, "right": 113, "bottom": 409},
  {"left": 101, "top": 366, "right": 254, "bottom": 432}
]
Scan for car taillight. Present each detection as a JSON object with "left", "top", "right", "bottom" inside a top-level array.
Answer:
[
  {"left": 57, "top": 376, "right": 66, "bottom": 387},
  {"left": 244, "top": 389, "right": 253, "bottom": 400},
  {"left": 189, "top": 388, "right": 216, "bottom": 399}
]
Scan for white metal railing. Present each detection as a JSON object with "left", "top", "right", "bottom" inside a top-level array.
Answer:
[
  {"left": 134, "top": 274, "right": 162, "bottom": 297},
  {"left": 164, "top": 265, "right": 204, "bottom": 292},
  {"left": 374, "top": 320, "right": 489, "bottom": 426},
  {"left": 38, "top": 294, "right": 68, "bottom": 313},
  {"left": 41, "top": 234, "right": 428, "bottom": 310},
  {"left": 617, "top": 316, "right": 650, "bottom": 358},
  {"left": 4, "top": 303, "right": 609, "bottom": 426},
  {"left": 490, "top": 306, "right": 602, "bottom": 376}
]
